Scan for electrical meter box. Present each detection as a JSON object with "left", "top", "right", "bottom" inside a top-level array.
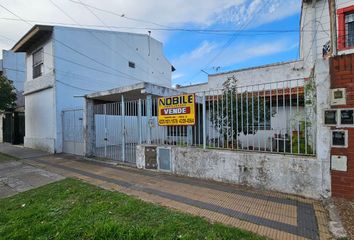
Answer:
[
  {"left": 145, "top": 146, "right": 157, "bottom": 169},
  {"left": 157, "top": 147, "right": 171, "bottom": 171},
  {"left": 331, "top": 155, "right": 348, "bottom": 172},
  {"left": 331, "top": 130, "right": 348, "bottom": 148},
  {"left": 324, "top": 109, "right": 337, "bottom": 126},
  {"left": 331, "top": 88, "right": 346, "bottom": 106}
]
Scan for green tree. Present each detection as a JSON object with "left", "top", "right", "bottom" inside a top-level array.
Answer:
[
  {"left": 0, "top": 75, "right": 17, "bottom": 111},
  {"left": 209, "top": 76, "right": 273, "bottom": 148}
]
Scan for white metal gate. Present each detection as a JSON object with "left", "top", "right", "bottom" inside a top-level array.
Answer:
[
  {"left": 93, "top": 96, "right": 171, "bottom": 163},
  {"left": 94, "top": 99, "right": 141, "bottom": 163},
  {"left": 62, "top": 109, "right": 84, "bottom": 156}
]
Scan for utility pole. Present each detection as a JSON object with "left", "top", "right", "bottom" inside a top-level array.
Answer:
[{"left": 328, "top": 0, "right": 337, "bottom": 56}]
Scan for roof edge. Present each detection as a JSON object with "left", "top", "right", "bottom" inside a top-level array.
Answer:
[
  {"left": 209, "top": 60, "right": 303, "bottom": 77},
  {"left": 12, "top": 25, "right": 53, "bottom": 52}
]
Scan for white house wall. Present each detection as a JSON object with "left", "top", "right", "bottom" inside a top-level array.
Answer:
[
  {"left": 299, "top": 0, "right": 331, "bottom": 66},
  {"left": 24, "top": 88, "right": 56, "bottom": 152},
  {"left": 181, "top": 60, "right": 310, "bottom": 94},
  {"left": 53, "top": 26, "right": 171, "bottom": 152},
  {"left": 25, "top": 38, "right": 54, "bottom": 84},
  {"left": 24, "top": 37, "right": 56, "bottom": 152}
]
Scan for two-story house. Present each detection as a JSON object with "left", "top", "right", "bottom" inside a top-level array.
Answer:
[{"left": 12, "top": 25, "right": 173, "bottom": 153}]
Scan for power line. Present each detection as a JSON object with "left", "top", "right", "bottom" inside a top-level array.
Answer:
[
  {"left": 303, "top": 0, "right": 327, "bottom": 65},
  {"left": 71, "top": 0, "right": 169, "bottom": 83},
  {"left": 2, "top": 67, "right": 25, "bottom": 73},
  {"left": 0, "top": 2, "right": 160, "bottom": 84},
  {"left": 0, "top": 17, "right": 334, "bottom": 34},
  {"left": 0, "top": 4, "right": 32, "bottom": 26},
  {"left": 49, "top": 0, "right": 168, "bottom": 83},
  {"left": 206, "top": 0, "right": 273, "bottom": 69},
  {"left": 68, "top": 0, "right": 171, "bottom": 29},
  {"left": 186, "top": 0, "right": 273, "bottom": 84},
  {"left": 56, "top": 79, "right": 96, "bottom": 92},
  {"left": 1, "top": 33, "right": 146, "bottom": 81}
]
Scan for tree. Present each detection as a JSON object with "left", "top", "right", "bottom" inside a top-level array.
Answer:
[
  {"left": 0, "top": 75, "right": 17, "bottom": 111},
  {"left": 209, "top": 76, "right": 273, "bottom": 148}
]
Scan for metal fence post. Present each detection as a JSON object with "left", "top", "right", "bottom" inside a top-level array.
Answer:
[
  {"left": 146, "top": 95, "right": 152, "bottom": 144},
  {"left": 202, "top": 92, "right": 207, "bottom": 149},
  {"left": 138, "top": 99, "right": 142, "bottom": 144},
  {"left": 121, "top": 95, "right": 125, "bottom": 162},
  {"left": 104, "top": 104, "right": 107, "bottom": 158}
]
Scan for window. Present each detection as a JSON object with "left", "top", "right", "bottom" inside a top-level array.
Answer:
[
  {"left": 345, "top": 12, "right": 354, "bottom": 47},
  {"left": 32, "top": 48, "right": 43, "bottom": 78},
  {"left": 128, "top": 61, "right": 135, "bottom": 68},
  {"left": 337, "top": 6, "right": 354, "bottom": 50}
]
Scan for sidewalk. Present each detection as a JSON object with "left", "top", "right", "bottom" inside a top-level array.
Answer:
[
  {"left": 0, "top": 143, "right": 332, "bottom": 240},
  {"left": 0, "top": 143, "right": 64, "bottom": 198},
  {"left": 0, "top": 143, "right": 51, "bottom": 159}
]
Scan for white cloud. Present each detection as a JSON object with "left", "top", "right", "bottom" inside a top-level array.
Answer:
[
  {"left": 0, "top": 0, "right": 301, "bottom": 58},
  {"left": 216, "top": 0, "right": 300, "bottom": 28},
  {"left": 181, "top": 41, "right": 219, "bottom": 61},
  {"left": 171, "top": 37, "right": 297, "bottom": 84},
  {"left": 172, "top": 73, "right": 184, "bottom": 80}
]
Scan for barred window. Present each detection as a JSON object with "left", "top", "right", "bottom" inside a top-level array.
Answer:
[{"left": 32, "top": 48, "right": 43, "bottom": 78}]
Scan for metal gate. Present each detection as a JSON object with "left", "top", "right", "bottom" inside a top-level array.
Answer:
[
  {"left": 62, "top": 109, "right": 84, "bottom": 155},
  {"left": 93, "top": 99, "right": 142, "bottom": 164},
  {"left": 2, "top": 112, "right": 25, "bottom": 144}
]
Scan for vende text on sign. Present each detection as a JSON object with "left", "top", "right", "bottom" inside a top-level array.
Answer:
[{"left": 158, "top": 94, "right": 195, "bottom": 126}]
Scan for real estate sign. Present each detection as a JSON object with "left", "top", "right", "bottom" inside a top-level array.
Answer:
[{"left": 158, "top": 94, "right": 195, "bottom": 126}]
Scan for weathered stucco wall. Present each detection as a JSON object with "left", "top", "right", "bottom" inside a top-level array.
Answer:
[
  {"left": 136, "top": 144, "right": 324, "bottom": 199},
  {"left": 172, "top": 147, "right": 322, "bottom": 199},
  {"left": 180, "top": 60, "right": 310, "bottom": 93}
]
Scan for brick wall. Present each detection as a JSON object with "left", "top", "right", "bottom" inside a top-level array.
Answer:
[{"left": 330, "top": 54, "right": 354, "bottom": 199}]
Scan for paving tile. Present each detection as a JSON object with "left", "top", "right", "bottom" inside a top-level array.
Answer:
[{"left": 24, "top": 157, "right": 333, "bottom": 240}]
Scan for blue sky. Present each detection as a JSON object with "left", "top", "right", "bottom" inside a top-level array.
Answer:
[
  {"left": 166, "top": 5, "right": 302, "bottom": 86},
  {"left": 0, "top": 0, "right": 302, "bottom": 86}
]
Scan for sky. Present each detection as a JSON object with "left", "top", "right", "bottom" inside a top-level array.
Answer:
[{"left": 0, "top": 0, "right": 302, "bottom": 86}]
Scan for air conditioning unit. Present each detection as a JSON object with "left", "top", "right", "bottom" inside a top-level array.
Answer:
[{"left": 331, "top": 88, "right": 346, "bottom": 106}]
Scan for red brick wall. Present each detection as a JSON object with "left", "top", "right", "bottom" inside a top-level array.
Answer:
[{"left": 330, "top": 54, "right": 354, "bottom": 199}]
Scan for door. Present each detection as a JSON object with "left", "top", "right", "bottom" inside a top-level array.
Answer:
[
  {"left": 62, "top": 109, "right": 84, "bottom": 155},
  {"left": 2, "top": 113, "right": 13, "bottom": 143}
]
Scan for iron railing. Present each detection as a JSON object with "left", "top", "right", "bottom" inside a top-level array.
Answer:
[{"left": 92, "top": 78, "right": 316, "bottom": 163}]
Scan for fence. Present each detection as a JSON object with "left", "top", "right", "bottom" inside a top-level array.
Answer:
[
  {"left": 197, "top": 78, "right": 316, "bottom": 156},
  {"left": 92, "top": 78, "right": 316, "bottom": 163}
]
